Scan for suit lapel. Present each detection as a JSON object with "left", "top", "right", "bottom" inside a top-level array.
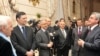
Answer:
[
  {"left": 59, "top": 29, "right": 65, "bottom": 39},
  {"left": 65, "top": 29, "right": 68, "bottom": 38},
  {"left": 76, "top": 27, "right": 78, "bottom": 37},
  {"left": 81, "top": 27, "right": 85, "bottom": 37},
  {"left": 74, "top": 28, "right": 79, "bottom": 39},
  {"left": 16, "top": 26, "right": 27, "bottom": 41},
  {"left": 85, "top": 26, "right": 99, "bottom": 41},
  {"left": 40, "top": 30, "right": 50, "bottom": 42}
]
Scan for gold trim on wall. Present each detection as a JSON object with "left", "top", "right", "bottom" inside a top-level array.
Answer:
[{"left": 29, "top": 0, "right": 39, "bottom": 6}]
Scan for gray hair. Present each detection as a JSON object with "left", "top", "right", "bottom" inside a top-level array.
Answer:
[
  {"left": 91, "top": 12, "right": 100, "bottom": 21},
  {"left": 0, "top": 15, "right": 11, "bottom": 27}
]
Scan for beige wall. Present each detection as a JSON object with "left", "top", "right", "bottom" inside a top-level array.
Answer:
[
  {"left": 0, "top": 0, "right": 83, "bottom": 26},
  {"left": 16, "top": 0, "right": 55, "bottom": 19},
  {"left": 93, "top": 0, "right": 100, "bottom": 12},
  {"left": 0, "top": 0, "right": 56, "bottom": 26}
]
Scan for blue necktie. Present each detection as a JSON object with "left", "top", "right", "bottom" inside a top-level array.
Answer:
[{"left": 22, "top": 27, "right": 26, "bottom": 39}]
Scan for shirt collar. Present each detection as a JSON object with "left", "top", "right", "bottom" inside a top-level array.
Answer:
[
  {"left": 78, "top": 26, "right": 82, "bottom": 29},
  {"left": 18, "top": 24, "right": 25, "bottom": 32},
  {"left": 0, "top": 32, "right": 10, "bottom": 42},
  {"left": 78, "top": 26, "right": 82, "bottom": 31},
  {"left": 91, "top": 24, "right": 98, "bottom": 31},
  {"left": 60, "top": 28, "right": 65, "bottom": 31},
  {"left": 18, "top": 24, "right": 24, "bottom": 29},
  {"left": 41, "top": 28, "right": 46, "bottom": 32}
]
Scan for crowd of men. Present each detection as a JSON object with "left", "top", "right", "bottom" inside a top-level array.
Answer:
[{"left": 0, "top": 11, "right": 100, "bottom": 56}]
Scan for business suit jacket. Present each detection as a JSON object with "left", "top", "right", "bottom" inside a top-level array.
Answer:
[
  {"left": 36, "top": 29, "right": 51, "bottom": 56},
  {"left": 72, "top": 27, "right": 88, "bottom": 56},
  {"left": 72, "top": 27, "right": 87, "bottom": 51},
  {"left": 54, "top": 28, "right": 72, "bottom": 56},
  {"left": 79, "top": 26, "right": 100, "bottom": 56},
  {"left": 54, "top": 28, "right": 72, "bottom": 49},
  {"left": 0, "top": 36, "right": 13, "bottom": 56},
  {"left": 11, "top": 26, "right": 36, "bottom": 56}
]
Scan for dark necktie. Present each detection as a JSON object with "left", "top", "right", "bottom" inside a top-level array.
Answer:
[
  {"left": 88, "top": 28, "right": 91, "bottom": 34},
  {"left": 45, "top": 31, "right": 50, "bottom": 41},
  {"left": 22, "top": 27, "right": 26, "bottom": 39},
  {"left": 78, "top": 27, "right": 82, "bottom": 37}
]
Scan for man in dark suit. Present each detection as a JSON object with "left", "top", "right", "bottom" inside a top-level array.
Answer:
[
  {"left": 78, "top": 12, "right": 100, "bottom": 56},
  {"left": 11, "top": 12, "right": 36, "bottom": 56},
  {"left": 0, "top": 15, "right": 17, "bottom": 56},
  {"left": 35, "top": 19, "right": 53, "bottom": 56},
  {"left": 72, "top": 19, "right": 87, "bottom": 56},
  {"left": 54, "top": 21, "right": 72, "bottom": 56}
]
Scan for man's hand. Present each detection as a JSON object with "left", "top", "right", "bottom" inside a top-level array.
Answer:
[
  {"left": 26, "top": 51, "right": 34, "bottom": 56},
  {"left": 47, "top": 41, "right": 53, "bottom": 48},
  {"left": 78, "top": 39, "right": 85, "bottom": 47}
]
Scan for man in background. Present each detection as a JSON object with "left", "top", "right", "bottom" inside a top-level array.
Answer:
[{"left": 36, "top": 19, "right": 53, "bottom": 56}]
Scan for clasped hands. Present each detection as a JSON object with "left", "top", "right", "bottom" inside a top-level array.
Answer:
[{"left": 78, "top": 39, "right": 85, "bottom": 47}]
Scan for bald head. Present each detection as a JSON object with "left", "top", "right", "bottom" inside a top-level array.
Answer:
[
  {"left": 40, "top": 20, "right": 48, "bottom": 30},
  {"left": 45, "top": 18, "right": 51, "bottom": 26}
]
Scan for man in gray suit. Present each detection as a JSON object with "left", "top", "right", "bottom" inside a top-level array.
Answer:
[
  {"left": 35, "top": 19, "right": 53, "bottom": 56},
  {"left": 72, "top": 19, "right": 87, "bottom": 56},
  {"left": 11, "top": 12, "right": 36, "bottom": 56},
  {"left": 78, "top": 12, "right": 100, "bottom": 56}
]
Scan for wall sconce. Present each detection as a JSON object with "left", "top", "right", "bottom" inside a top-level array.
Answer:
[
  {"left": 29, "top": 0, "right": 40, "bottom": 6},
  {"left": 73, "top": 17, "right": 76, "bottom": 20}
]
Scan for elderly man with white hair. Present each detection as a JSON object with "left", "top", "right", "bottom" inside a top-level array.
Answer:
[
  {"left": 78, "top": 12, "right": 100, "bottom": 56},
  {"left": 0, "top": 15, "right": 17, "bottom": 56}
]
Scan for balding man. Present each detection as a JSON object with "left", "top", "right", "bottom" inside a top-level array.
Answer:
[
  {"left": 35, "top": 20, "right": 53, "bottom": 56},
  {"left": 0, "top": 15, "right": 17, "bottom": 56},
  {"left": 78, "top": 12, "right": 100, "bottom": 56},
  {"left": 44, "top": 17, "right": 54, "bottom": 33}
]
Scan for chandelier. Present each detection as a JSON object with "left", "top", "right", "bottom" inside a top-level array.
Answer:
[{"left": 29, "top": 0, "right": 40, "bottom": 6}]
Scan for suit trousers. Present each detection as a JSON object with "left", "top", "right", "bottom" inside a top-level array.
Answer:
[{"left": 57, "top": 45, "right": 69, "bottom": 56}]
